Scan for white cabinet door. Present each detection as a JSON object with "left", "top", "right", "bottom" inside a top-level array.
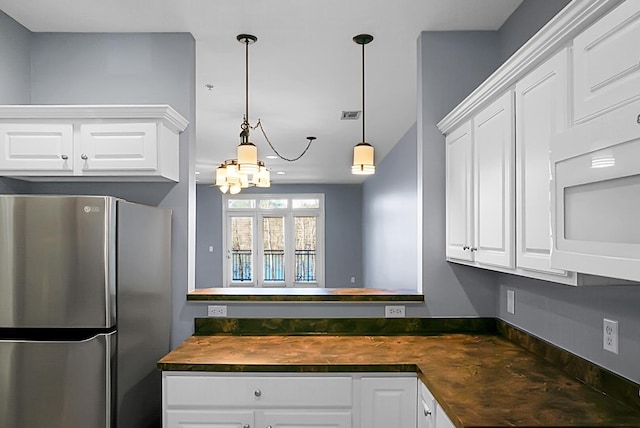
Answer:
[
  {"left": 435, "top": 404, "right": 455, "bottom": 428},
  {"left": 417, "top": 381, "right": 436, "bottom": 428},
  {"left": 360, "top": 377, "right": 417, "bottom": 428},
  {"left": 445, "top": 122, "right": 474, "bottom": 262},
  {"left": 78, "top": 122, "right": 158, "bottom": 172},
  {"left": 515, "top": 49, "right": 570, "bottom": 276},
  {"left": 473, "top": 91, "right": 515, "bottom": 269},
  {"left": 573, "top": 0, "right": 640, "bottom": 122},
  {"left": 0, "top": 124, "right": 73, "bottom": 171},
  {"left": 165, "top": 410, "right": 253, "bottom": 428},
  {"left": 258, "top": 411, "right": 351, "bottom": 428}
]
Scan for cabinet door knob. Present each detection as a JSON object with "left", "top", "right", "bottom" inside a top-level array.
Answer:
[
  {"left": 470, "top": 247, "right": 478, "bottom": 252},
  {"left": 254, "top": 389, "right": 262, "bottom": 397},
  {"left": 636, "top": 114, "right": 640, "bottom": 124},
  {"left": 242, "top": 425, "right": 250, "bottom": 428},
  {"left": 61, "top": 154, "right": 68, "bottom": 160},
  {"left": 424, "top": 409, "right": 432, "bottom": 416},
  {"left": 462, "top": 245, "right": 470, "bottom": 250},
  {"left": 81, "top": 154, "right": 88, "bottom": 160},
  {"left": 266, "top": 426, "right": 273, "bottom": 428}
]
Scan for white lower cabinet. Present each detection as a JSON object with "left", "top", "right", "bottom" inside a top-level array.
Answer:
[
  {"left": 359, "top": 377, "right": 416, "bottom": 428},
  {"left": 417, "top": 380, "right": 453, "bottom": 428},
  {"left": 163, "top": 373, "right": 417, "bottom": 428}
]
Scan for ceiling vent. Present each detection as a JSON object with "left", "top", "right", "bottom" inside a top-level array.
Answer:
[{"left": 341, "top": 110, "right": 361, "bottom": 120}]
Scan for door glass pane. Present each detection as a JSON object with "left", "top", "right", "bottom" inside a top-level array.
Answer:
[
  {"left": 295, "top": 216, "right": 316, "bottom": 282},
  {"left": 262, "top": 217, "right": 285, "bottom": 282},
  {"left": 292, "top": 198, "right": 320, "bottom": 209},
  {"left": 230, "top": 217, "right": 252, "bottom": 282},
  {"left": 259, "top": 199, "right": 288, "bottom": 209},
  {"left": 228, "top": 199, "right": 255, "bottom": 209}
]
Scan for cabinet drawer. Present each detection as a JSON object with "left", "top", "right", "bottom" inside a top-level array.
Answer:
[
  {"left": 573, "top": 0, "right": 640, "bottom": 122},
  {"left": 165, "top": 375, "right": 353, "bottom": 408}
]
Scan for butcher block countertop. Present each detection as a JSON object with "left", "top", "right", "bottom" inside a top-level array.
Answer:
[{"left": 158, "top": 319, "right": 640, "bottom": 427}]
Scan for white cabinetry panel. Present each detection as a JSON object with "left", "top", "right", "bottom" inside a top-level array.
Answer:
[
  {"left": 515, "top": 49, "right": 569, "bottom": 277},
  {"left": 573, "top": 0, "right": 640, "bottom": 122},
  {"left": 473, "top": 91, "right": 514, "bottom": 269},
  {"left": 166, "top": 410, "right": 253, "bottom": 428},
  {"left": 0, "top": 124, "right": 73, "bottom": 171},
  {"left": 445, "top": 122, "right": 474, "bottom": 262},
  {"left": 258, "top": 411, "right": 351, "bottom": 428},
  {"left": 359, "top": 377, "right": 416, "bottom": 428},
  {"left": 79, "top": 122, "right": 158, "bottom": 172}
]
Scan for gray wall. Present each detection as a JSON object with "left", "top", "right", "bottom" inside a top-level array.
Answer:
[
  {"left": 498, "top": 0, "right": 571, "bottom": 63},
  {"left": 0, "top": 10, "right": 30, "bottom": 104},
  {"left": 418, "top": 31, "right": 501, "bottom": 317},
  {"left": 196, "top": 183, "right": 364, "bottom": 288},
  {"left": 25, "top": 32, "right": 199, "bottom": 347},
  {"left": 362, "top": 123, "right": 418, "bottom": 290}
]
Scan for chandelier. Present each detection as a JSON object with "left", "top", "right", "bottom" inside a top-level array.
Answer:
[
  {"left": 215, "top": 34, "right": 317, "bottom": 194},
  {"left": 351, "top": 34, "right": 376, "bottom": 175}
]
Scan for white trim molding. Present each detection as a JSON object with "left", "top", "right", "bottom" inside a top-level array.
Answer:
[
  {"left": 437, "top": 0, "right": 624, "bottom": 135},
  {"left": 0, "top": 104, "right": 189, "bottom": 133}
]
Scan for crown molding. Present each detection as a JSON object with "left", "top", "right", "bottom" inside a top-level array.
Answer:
[
  {"left": 436, "top": 0, "right": 624, "bottom": 135},
  {"left": 0, "top": 104, "right": 189, "bottom": 133}
]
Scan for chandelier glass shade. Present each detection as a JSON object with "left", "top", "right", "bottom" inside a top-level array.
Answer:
[{"left": 351, "top": 34, "right": 376, "bottom": 176}]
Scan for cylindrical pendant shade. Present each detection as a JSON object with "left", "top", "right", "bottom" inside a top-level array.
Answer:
[
  {"left": 351, "top": 142, "right": 375, "bottom": 175},
  {"left": 237, "top": 142, "right": 260, "bottom": 174},
  {"left": 215, "top": 164, "right": 228, "bottom": 186}
]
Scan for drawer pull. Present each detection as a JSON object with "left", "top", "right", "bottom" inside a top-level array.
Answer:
[
  {"left": 242, "top": 425, "right": 250, "bottom": 428},
  {"left": 61, "top": 154, "right": 68, "bottom": 160},
  {"left": 470, "top": 247, "right": 478, "bottom": 252},
  {"left": 266, "top": 426, "right": 272, "bottom": 428},
  {"left": 254, "top": 389, "right": 262, "bottom": 397},
  {"left": 81, "top": 154, "right": 88, "bottom": 160},
  {"left": 637, "top": 114, "right": 640, "bottom": 124},
  {"left": 462, "top": 245, "right": 470, "bottom": 250}
]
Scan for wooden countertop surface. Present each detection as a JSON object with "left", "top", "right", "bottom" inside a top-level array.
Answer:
[{"left": 158, "top": 333, "right": 640, "bottom": 427}]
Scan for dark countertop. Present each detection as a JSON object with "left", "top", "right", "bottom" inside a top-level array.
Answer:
[
  {"left": 158, "top": 333, "right": 640, "bottom": 427},
  {"left": 187, "top": 287, "right": 424, "bottom": 302}
]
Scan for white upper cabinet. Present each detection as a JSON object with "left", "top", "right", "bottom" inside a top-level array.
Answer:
[
  {"left": 573, "top": 0, "right": 640, "bottom": 123},
  {"left": 473, "top": 91, "right": 515, "bottom": 269},
  {"left": 445, "top": 122, "right": 474, "bottom": 262},
  {"left": 444, "top": 91, "right": 515, "bottom": 270},
  {"left": 515, "top": 49, "right": 569, "bottom": 277},
  {"left": 0, "top": 105, "right": 188, "bottom": 182}
]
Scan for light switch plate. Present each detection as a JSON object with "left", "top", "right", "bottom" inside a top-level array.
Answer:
[{"left": 507, "top": 290, "right": 515, "bottom": 315}]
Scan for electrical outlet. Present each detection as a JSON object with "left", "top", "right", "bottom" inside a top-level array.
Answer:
[
  {"left": 208, "top": 305, "right": 227, "bottom": 317},
  {"left": 507, "top": 289, "right": 515, "bottom": 315},
  {"left": 385, "top": 305, "right": 405, "bottom": 318},
  {"left": 603, "top": 318, "right": 618, "bottom": 354}
]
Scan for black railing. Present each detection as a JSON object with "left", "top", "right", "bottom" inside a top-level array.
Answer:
[
  {"left": 295, "top": 249, "right": 316, "bottom": 282},
  {"left": 231, "top": 249, "right": 316, "bottom": 283},
  {"left": 231, "top": 250, "right": 252, "bottom": 281}
]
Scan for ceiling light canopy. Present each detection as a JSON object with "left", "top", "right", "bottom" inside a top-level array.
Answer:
[
  {"left": 215, "top": 34, "right": 317, "bottom": 194},
  {"left": 351, "top": 34, "right": 376, "bottom": 176}
]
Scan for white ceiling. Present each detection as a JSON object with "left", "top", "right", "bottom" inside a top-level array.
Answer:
[{"left": 0, "top": 0, "right": 522, "bottom": 184}]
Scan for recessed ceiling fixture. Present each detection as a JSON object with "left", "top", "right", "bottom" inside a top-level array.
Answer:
[
  {"left": 351, "top": 34, "right": 375, "bottom": 175},
  {"left": 214, "top": 34, "right": 317, "bottom": 194}
]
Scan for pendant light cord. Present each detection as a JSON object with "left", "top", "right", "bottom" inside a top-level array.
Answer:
[
  {"left": 361, "top": 41, "right": 366, "bottom": 144},
  {"left": 245, "top": 38, "right": 249, "bottom": 124}
]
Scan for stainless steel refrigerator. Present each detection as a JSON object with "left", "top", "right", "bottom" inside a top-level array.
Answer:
[{"left": 0, "top": 195, "right": 172, "bottom": 428}]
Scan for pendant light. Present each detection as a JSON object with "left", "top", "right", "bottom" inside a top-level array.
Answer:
[
  {"left": 214, "top": 34, "right": 317, "bottom": 194},
  {"left": 351, "top": 34, "right": 375, "bottom": 175}
]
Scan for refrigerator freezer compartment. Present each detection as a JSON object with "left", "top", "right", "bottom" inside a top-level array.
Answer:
[{"left": 0, "top": 331, "right": 115, "bottom": 428}]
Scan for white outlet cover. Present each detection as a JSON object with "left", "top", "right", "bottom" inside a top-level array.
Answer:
[{"left": 603, "top": 318, "right": 619, "bottom": 354}]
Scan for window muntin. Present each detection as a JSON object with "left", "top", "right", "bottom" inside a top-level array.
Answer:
[{"left": 223, "top": 194, "right": 324, "bottom": 288}]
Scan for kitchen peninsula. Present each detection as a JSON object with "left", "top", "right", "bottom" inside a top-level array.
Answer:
[{"left": 159, "top": 318, "right": 640, "bottom": 428}]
